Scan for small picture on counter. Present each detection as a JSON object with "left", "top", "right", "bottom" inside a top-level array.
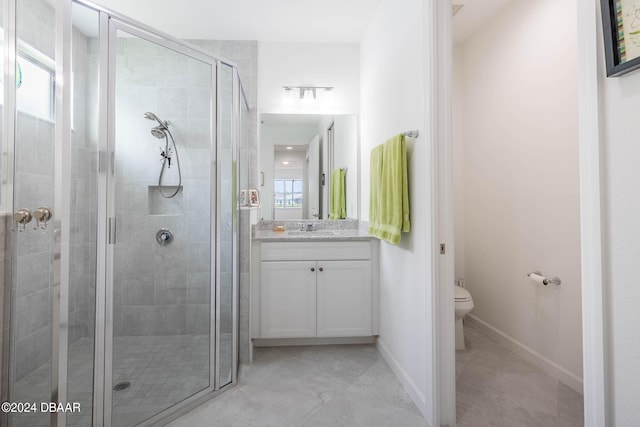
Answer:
[
  {"left": 239, "top": 190, "right": 248, "bottom": 207},
  {"left": 249, "top": 189, "right": 260, "bottom": 207}
]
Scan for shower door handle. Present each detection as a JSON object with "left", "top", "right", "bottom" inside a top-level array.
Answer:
[{"left": 108, "top": 217, "right": 117, "bottom": 245}]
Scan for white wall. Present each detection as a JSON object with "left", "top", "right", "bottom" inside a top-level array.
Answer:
[
  {"left": 360, "top": 0, "right": 432, "bottom": 420},
  {"left": 598, "top": 15, "right": 640, "bottom": 426},
  {"left": 258, "top": 42, "right": 360, "bottom": 114},
  {"left": 452, "top": 47, "right": 465, "bottom": 282},
  {"left": 457, "top": 0, "right": 582, "bottom": 383}
]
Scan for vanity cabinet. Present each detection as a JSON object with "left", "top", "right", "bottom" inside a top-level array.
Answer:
[
  {"left": 260, "top": 261, "right": 317, "bottom": 338},
  {"left": 253, "top": 240, "right": 378, "bottom": 340},
  {"left": 316, "top": 260, "right": 372, "bottom": 337}
]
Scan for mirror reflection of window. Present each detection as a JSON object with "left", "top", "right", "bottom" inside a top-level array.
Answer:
[{"left": 274, "top": 179, "right": 303, "bottom": 208}]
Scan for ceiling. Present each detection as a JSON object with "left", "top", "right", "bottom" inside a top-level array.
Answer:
[
  {"left": 75, "top": 1, "right": 512, "bottom": 48},
  {"left": 274, "top": 145, "right": 308, "bottom": 153},
  {"left": 90, "top": 0, "right": 381, "bottom": 43},
  {"left": 274, "top": 149, "right": 306, "bottom": 170}
]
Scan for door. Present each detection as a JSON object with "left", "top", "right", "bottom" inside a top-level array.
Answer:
[
  {"left": 7, "top": 1, "right": 101, "bottom": 426},
  {"left": 106, "top": 21, "right": 216, "bottom": 426},
  {"left": 307, "top": 135, "right": 320, "bottom": 219},
  {"left": 317, "top": 260, "right": 372, "bottom": 337},
  {"left": 260, "top": 261, "right": 316, "bottom": 338},
  {"left": 8, "top": 1, "right": 59, "bottom": 425}
]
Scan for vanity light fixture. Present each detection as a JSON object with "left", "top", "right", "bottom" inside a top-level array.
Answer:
[
  {"left": 282, "top": 161, "right": 290, "bottom": 165},
  {"left": 283, "top": 86, "right": 335, "bottom": 100},
  {"left": 286, "top": 146, "right": 293, "bottom": 150}
]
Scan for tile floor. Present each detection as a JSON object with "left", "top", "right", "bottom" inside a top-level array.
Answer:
[
  {"left": 456, "top": 322, "right": 584, "bottom": 427},
  {"left": 172, "top": 326, "right": 584, "bottom": 427},
  {"left": 170, "top": 344, "right": 428, "bottom": 427},
  {"left": 11, "top": 325, "right": 584, "bottom": 426}
]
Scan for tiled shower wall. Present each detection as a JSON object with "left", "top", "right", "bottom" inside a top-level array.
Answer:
[
  {"left": 111, "top": 38, "right": 257, "bottom": 362},
  {"left": 112, "top": 37, "right": 215, "bottom": 337},
  {"left": 69, "top": 21, "right": 98, "bottom": 348},
  {"left": 189, "top": 40, "right": 258, "bottom": 363}
]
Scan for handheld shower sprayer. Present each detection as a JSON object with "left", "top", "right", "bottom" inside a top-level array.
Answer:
[
  {"left": 144, "top": 111, "right": 168, "bottom": 129},
  {"left": 144, "top": 112, "right": 182, "bottom": 198}
]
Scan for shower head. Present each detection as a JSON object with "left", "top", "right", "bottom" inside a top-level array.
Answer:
[
  {"left": 151, "top": 126, "right": 166, "bottom": 139},
  {"left": 144, "top": 111, "right": 168, "bottom": 129}
]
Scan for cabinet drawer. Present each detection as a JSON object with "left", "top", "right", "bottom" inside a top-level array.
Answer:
[{"left": 261, "top": 241, "right": 371, "bottom": 261}]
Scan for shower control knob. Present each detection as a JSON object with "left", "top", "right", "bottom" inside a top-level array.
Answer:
[
  {"left": 14, "top": 208, "right": 32, "bottom": 224},
  {"left": 33, "top": 207, "right": 52, "bottom": 222},
  {"left": 156, "top": 229, "right": 174, "bottom": 246},
  {"left": 13, "top": 208, "right": 32, "bottom": 232},
  {"left": 33, "top": 207, "right": 52, "bottom": 230}
]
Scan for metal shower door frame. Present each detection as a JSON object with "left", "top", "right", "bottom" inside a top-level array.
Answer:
[
  {"left": 2, "top": 0, "right": 239, "bottom": 422},
  {"left": 69, "top": 0, "right": 240, "bottom": 425},
  {"left": 97, "top": 15, "right": 230, "bottom": 427}
]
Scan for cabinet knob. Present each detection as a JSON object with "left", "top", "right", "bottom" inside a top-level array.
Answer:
[
  {"left": 311, "top": 267, "right": 315, "bottom": 272},
  {"left": 319, "top": 267, "right": 323, "bottom": 272}
]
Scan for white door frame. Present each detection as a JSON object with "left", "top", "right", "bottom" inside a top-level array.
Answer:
[{"left": 431, "top": 1, "right": 607, "bottom": 426}]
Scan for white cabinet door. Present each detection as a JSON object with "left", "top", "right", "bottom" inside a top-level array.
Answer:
[
  {"left": 260, "top": 261, "right": 317, "bottom": 338},
  {"left": 317, "top": 260, "right": 372, "bottom": 337}
]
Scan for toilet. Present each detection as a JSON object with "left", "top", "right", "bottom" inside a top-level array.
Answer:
[{"left": 454, "top": 286, "right": 474, "bottom": 350}]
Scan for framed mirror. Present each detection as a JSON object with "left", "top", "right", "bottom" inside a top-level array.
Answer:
[{"left": 259, "top": 114, "right": 358, "bottom": 220}]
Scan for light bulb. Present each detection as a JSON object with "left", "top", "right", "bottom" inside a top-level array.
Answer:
[{"left": 302, "top": 88, "right": 315, "bottom": 106}]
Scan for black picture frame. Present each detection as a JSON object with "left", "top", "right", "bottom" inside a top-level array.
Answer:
[{"left": 601, "top": 0, "right": 640, "bottom": 77}]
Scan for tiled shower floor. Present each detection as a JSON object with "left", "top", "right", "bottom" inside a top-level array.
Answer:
[{"left": 12, "top": 334, "right": 231, "bottom": 427}]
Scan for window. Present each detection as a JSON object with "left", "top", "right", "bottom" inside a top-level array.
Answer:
[
  {"left": 16, "top": 55, "right": 55, "bottom": 121},
  {"left": 0, "top": 42, "right": 56, "bottom": 122},
  {"left": 274, "top": 179, "right": 303, "bottom": 208}
]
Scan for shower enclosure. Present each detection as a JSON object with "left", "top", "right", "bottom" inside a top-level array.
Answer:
[{"left": 1, "top": 0, "right": 243, "bottom": 425}]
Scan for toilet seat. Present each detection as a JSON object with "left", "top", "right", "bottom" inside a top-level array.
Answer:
[{"left": 454, "top": 286, "right": 471, "bottom": 302}]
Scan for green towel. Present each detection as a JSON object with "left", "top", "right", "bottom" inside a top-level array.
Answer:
[
  {"left": 329, "top": 168, "right": 346, "bottom": 219},
  {"left": 368, "top": 134, "right": 410, "bottom": 245}
]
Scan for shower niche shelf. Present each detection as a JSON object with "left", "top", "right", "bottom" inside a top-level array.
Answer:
[{"left": 147, "top": 185, "right": 184, "bottom": 216}]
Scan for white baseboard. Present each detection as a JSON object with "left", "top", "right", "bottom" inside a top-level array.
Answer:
[
  {"left": 253, "top": 336, "right": 376, "bottom": 347},
  {"left": 466, "top": 315, "right": 583, "bottom": 394},
  {"left": 376, "top": 338, "right": 430, "bottom": 424}
]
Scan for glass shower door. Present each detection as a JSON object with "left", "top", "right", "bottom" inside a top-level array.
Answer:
[
  {"left": 107, "top": 23, "right": 216, "bottom": 426},
  {"left": 9, "top": 0, "right": 60, "bottom": 426},
  {"left": 7, "top": 1, "right": 100, "bottom": 426}
]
